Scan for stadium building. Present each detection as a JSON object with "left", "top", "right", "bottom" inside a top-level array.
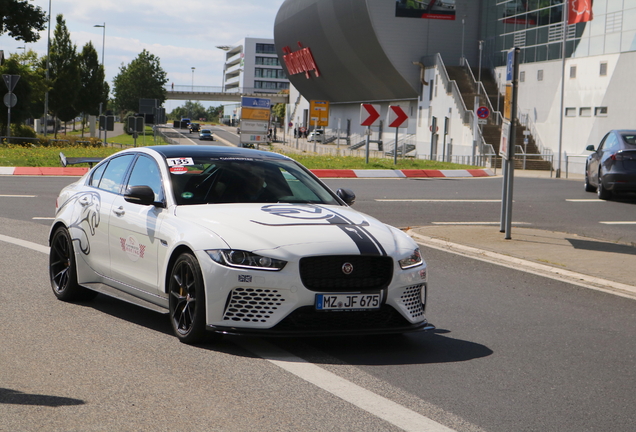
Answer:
[{"left": 273, "top": 0, "right": 634, "bottom": 174}]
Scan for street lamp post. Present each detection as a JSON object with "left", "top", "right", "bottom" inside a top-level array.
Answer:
[
  {"left": 461, "top": 16, "right": 465, "bottom": 65},
  {"left": 94, "top": 23, "right": 105, "bottom": 139},
  {"left": 44, "top": 0, "right": 51, "bottom": 136},
  {"left": 190, "top": 67, "right": 195, "bottom": 119}
]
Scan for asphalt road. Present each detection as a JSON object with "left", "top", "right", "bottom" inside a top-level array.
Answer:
[{"left": 1, "top": 175, "right": 635, "bottom": 432}]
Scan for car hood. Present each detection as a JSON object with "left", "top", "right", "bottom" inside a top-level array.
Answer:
[{"left": 174, "top": 203, "right": 410, "bottom": 257}]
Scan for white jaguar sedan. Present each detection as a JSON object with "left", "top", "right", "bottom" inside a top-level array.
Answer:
[{"left": 49, "top": 145, "right": 433, "bottom": 344}]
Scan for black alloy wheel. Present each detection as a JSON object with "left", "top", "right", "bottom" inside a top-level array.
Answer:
[
  {"left": 49, "top": 227, "right": 97, "bottom": 301},
  {"left": 169, "top": 253, "right": 208, "bottom": 344}
]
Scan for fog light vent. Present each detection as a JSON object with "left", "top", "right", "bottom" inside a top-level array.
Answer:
[
  {"left": 223, "top": 287, "right": 285, "bottom": 323},
  {"left": 400, "top": 284, "right": 425, "bottom": 319}
]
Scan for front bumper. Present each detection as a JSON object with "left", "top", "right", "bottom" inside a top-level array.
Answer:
[
  {"left": 207, "top": 313, "right": 435, "bottom": 337},
  {"left": 197, "top": 250, "right": 430, "bottom": 336}
]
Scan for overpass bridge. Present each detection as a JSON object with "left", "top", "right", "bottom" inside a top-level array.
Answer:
[{"left": 165, "top": 85, "right": 289, "bottom": 104}]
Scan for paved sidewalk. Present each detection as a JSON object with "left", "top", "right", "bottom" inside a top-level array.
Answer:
[{"left": 409, "top": 225, "right": 636, "bottom": 300}]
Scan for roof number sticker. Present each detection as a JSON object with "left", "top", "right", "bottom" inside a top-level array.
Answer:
[{"left": 167, "top": 157, "right": 194, "bottom": 167}]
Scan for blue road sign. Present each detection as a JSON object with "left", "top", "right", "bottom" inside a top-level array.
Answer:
[
  {"left": 506, "top": 49, "right": 514, "bottom": 82},
  {"left": 241, "top": 97, "right": 271, "bottom": 109}
]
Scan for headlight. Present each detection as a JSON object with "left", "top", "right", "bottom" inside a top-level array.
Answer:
[
  {"left": 399, "top": 248, "right": 423, "bottom": 269},
  {"left": 206, "top": 249, "right": 287, "bottom": 271}
]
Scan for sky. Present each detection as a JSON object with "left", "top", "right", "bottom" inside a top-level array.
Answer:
[{"left": 0, "top": 0, "right": 287, "bottom": 111}]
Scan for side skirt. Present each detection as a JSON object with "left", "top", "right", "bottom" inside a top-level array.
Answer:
[{"left": 82, "top": 282, "right": 169, "bottom": 314}]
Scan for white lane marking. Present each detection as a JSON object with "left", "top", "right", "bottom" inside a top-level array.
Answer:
[
  {"left": 409, "top": 231, "right": 636, "bottom": 301},
  {"left": 238, "top": 339, "right": 457, "bottom": 432},
  {"left": 376, "top": 199, "right": 501, "bottom": 203},
  {"left": 431, "top": 222, "right": 531, "bottom": 226},
  {"left": 0, "top": 194, "right": 37, "bottom": 198},
  {"left": 3, "top": 231, "right": 460, "bottom": 430},
  {"left": 33, "top": 217, "right": 55, "bottom": 220},
  {"left": 566, "top": 199, "right": 603, "bottom": 202},
  {"left": 0, "top": 234, "right": 49, "bottom": 254},
  {"left": 600, "top": 221, "right": 636, "bottom": 225}
]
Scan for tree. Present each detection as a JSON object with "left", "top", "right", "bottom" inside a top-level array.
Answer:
[
  {"left": 206, "top": 105, "right": 223, "bottom": 123},
  {"left": 48, "top": 14, "right": 80, "bottom": 136},
  {"left": 76, "top": 41, "right": 109, "bottom": 136},
  {"left": 112, "top": 49, "right": 168, "bottom": 115},
  {"left": 0, "top": 0, "right": 47, "bottom": 42},
  {"left": 0, "top": 51, "right": 47, "bottom": 130},
  {"left": 272, "top": 103, "right": 285, "bottom": 125},
  {"left": 0, "top": 57, "right": 33, "bottom": 130}
]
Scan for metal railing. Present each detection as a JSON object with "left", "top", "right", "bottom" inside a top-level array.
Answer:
[
  {"left": 564, "top": 153, "right": 589, "bottom": 178},
  {"left": 383, "top": 134, "right": 417, "bottom": 156},
  {"left": 166, "top": 85, "right": 288, "bottom": 95},
  {"left": 462, "top": 58, "right": 504, "bottom": 125},
  {"left": 427, "top": 54, "right": 491, "bottom": 158}
]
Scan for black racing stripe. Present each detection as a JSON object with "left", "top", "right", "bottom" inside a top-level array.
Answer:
[{"left": 324, "top": 211, "right": 385, "bottom": 256}]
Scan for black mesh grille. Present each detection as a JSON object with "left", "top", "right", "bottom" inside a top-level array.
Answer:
[
  {"left": 272, "top": 305, "right": 410, "bottom": 332},
  {"left": 299, "top": 255, "right": 393, "bottom": 292}
]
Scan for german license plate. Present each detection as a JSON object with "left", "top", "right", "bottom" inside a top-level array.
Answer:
[{"left": 315, "top": 293, "right": 381, "bottom": 311}]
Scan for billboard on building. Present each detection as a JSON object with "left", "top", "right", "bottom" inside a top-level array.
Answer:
[{"left": 395, "top": 0, "right": 456, "bottom": 20}]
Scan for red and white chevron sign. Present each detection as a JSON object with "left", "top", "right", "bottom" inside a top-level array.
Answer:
[
  {"left": 387, "top": 105, "right": 409, "bottom": 128},
  {"left": 360, "top": 103, "right": 381, "bottom": 126}
]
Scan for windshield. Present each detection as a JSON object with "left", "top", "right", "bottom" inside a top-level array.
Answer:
[{"left": 169, "top": 156, "right": 340, "bottom": 206}]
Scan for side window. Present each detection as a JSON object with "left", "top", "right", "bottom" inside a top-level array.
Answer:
[
  {"left": 597, "top": 134, "right": 610, "bottom": 152},
  {"left": 603, "top": 134, "right": 619, "bottom": 151},
  {"left": 98, "top": 154, "right": 135, "bottom": 194},
  {"left": 126, "top": 155, "right": 164, "bottom": 202},
  {"left": 89, "top": 162, "right": 107, "bottom": 187}
]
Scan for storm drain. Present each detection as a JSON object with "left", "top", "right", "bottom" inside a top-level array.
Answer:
[
  {"left": 400, "top": 284, "right": 425, "bottom": 319},
  {"left": 223, "top": 287, "right": 286, "bottom": 323}
]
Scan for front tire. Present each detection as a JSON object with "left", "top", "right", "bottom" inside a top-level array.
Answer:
[
  {"left": 49, "top": 227, "right": 97, "bottom": 301},
  {"left": 169, "top": 253, "right": 208, "bottom": 344}
]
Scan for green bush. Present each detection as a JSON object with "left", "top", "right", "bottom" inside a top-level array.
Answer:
[
  {"left": 12, "top": 124, "right": 37, "bottom": 138},
  {"left": 1, "top": 134, "right": 103, "bottom": 148}
]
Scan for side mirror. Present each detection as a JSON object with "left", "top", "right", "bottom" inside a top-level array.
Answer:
[
  {"left": 586, "top": 145, "right": 595, "bottom": 152},
  {"left": 125, "top": 185, "right": 160, "bottom": 206},
  {"left": 336, "top": 188, "right": 356, "bottom": 206}
]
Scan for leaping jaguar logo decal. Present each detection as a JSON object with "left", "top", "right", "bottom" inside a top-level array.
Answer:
[{"left": 58, "top": 192, "right": 101, "bottom": 255}]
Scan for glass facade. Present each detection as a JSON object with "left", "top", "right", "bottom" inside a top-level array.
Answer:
[
  {"left": 482, "top": 0, "right": 636, "bottom": 67},
  {"left": 254, "top": 81, "right": 290, "bottom": 90},
  {"left": 256, "top": 56, "right": 282, "bottom": 66},
  {"left": 255, "top": 43, "right": 277, "bottom": 54},
  {"left": 255, "top": 68, "right": 287, "bottom": 79}
]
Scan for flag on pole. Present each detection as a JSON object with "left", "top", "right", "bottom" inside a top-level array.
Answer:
[{"left": 568, "top": 0, "right": 593, "bottom": 24}]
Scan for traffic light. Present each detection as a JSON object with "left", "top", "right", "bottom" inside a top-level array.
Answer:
[{"left": 99, "top": 115, "right": 115, "bottom": 131}]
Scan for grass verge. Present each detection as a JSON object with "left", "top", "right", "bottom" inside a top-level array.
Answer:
[{"left": 1, "top": 136, "right": 478, "bottom": 170}]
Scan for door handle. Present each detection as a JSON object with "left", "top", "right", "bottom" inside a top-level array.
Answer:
[{"left": 113, "top": 206, "right": 125, "bottom": 216}]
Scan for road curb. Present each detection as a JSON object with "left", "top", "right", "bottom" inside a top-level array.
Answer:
[
  {"left": 0, "top": 165, "right": 494, "bottom": 178},
  {"left": 408, "top": 229, "right": 636, "bottom": 301}
]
